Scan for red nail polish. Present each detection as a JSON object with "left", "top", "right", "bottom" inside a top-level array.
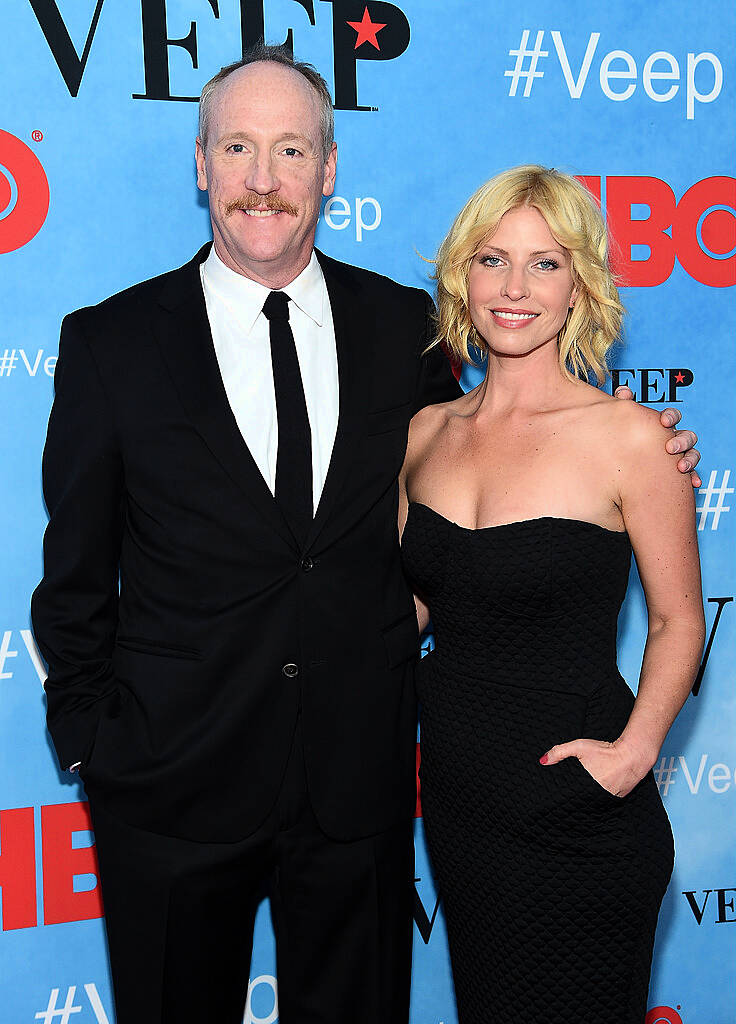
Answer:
[{"left": 539, "top": 754, "right": 549, "bottom": 765}]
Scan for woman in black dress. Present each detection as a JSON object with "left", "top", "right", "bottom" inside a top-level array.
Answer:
[{"left": 399, "top": 166, "right": 705, "bottom": 1024}]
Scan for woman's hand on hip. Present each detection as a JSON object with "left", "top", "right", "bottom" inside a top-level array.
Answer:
[{"left": 539, "top": 737, "right": 654, "bottom": 799}]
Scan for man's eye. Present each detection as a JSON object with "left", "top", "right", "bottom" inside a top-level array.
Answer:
[
  {"left": 283, "top": 147, "right": 301, "bottom": 157},
  {"left": 228, "top": 144, "right": 245, "bottom": 154}
]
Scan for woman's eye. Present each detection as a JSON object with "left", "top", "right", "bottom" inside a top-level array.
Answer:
[
  {"left": 480, "top": 255, "right": 501, "bottom": 267},
  {"left": 537, "top": 259, "right": 559, "bottom": 270}
]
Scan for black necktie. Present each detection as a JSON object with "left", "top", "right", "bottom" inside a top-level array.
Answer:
[{"left": 262, "top": 290, "right": 313, "bottom": 546}]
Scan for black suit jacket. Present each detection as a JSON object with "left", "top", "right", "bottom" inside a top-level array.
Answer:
[{"left": 31, "top": 244, "right": 461, "bottom": 842}]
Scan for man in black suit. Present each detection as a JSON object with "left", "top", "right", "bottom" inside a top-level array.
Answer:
[{"left": 32, "top": 44, "right": 699, "bottom": 1024}]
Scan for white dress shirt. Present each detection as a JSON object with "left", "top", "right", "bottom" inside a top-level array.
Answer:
[{"left": 200, "top": 246, "right": 339, "bottom": 513}]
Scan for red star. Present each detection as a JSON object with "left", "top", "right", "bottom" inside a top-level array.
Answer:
[
  {"left": 347, "top": 7, "right": 387, "bottom": 50},
  {"left": 675, "top": 371, "right": 685, "bottom": 383}
]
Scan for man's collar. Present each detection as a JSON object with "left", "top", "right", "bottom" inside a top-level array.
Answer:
[
  {"left": 201, "top": 246, "right": 326, "bottom": 333},
  {"left": 283, "top": 250, "right": 326, "bottom": 327}
]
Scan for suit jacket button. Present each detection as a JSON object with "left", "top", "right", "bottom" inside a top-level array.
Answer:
[
  {"left": 300, "top": 556, "right": 314, "bottom": 572},
  {"left": 282, "top": 663, "right": 299, "bottom": 678}
]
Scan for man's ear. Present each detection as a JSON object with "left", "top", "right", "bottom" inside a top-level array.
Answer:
[
  {"left": 195, "top": 138, "right": 208, "bottom": 192},
  {"left": 322, "top": 142, "right": 338, "bottom": 198}
]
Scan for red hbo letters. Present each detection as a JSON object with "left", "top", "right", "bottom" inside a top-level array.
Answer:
[
  {"left": 0, "top": 802, "right": 103, "bottom": 930},
  {"left": 578, "top": 175, "right": 736, "bottom": 288},
  {"left": 0, "top": 130, "right": 50, "bottom": 254}
]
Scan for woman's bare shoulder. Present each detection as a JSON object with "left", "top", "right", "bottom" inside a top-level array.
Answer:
[
  {"left": 549, "top": 385, "right": 675, "bottom": 486},
  {"left": 407, "top": 402, "right": 449, "bottom": 455},
  {"left": 603, "top": 394, "right": 671, "bottom": 442},
  {"left": 405, "top": 391, "right": 467, "bottom": 467},
  {"left": 576, "top": 392, "right": 679, "bottom": 485},
  {"left": 409, "top": 389, "right": 468, "bottom": 438},
  {"left": 571, "top": 383, "right": 669, "bottom": 442}
]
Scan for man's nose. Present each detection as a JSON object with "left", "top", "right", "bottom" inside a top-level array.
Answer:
[{"left": 244, "top": 151, "right": 279, "bottom": 195}]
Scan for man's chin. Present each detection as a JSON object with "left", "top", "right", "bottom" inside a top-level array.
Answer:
[
  {"left": 215, "top": 230, "right": 311, "bottom": 284},
  {"left": 226, "top": 228, "right": 295, "bottom": 264}
]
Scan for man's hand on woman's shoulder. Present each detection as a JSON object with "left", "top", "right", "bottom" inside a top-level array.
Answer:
[{"left": 613, "top": 384, "right": 701, "bottom": 485}]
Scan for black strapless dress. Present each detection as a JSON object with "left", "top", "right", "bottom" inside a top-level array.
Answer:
[{"left": 402, "top": 502, "right": 674, "bottom": 1024}]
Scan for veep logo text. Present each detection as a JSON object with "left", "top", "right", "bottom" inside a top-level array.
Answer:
[
  {"left": 505, "top": 29, "right": 722, "bottom": 121},
  {"left": 609, "top": 368, "right": 693, "bottom": 404},
  {"left": 28, "top": 0, "right": 410, "bottom": 112}
]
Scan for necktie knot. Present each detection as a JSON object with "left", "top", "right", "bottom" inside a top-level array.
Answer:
[{"left": 262, "top": 290, "right": 290, "bottom": 322}]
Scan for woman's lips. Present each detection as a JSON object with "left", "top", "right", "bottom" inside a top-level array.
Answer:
[{"left": 490, "top": 308, "right": 539, "bottom": 329}]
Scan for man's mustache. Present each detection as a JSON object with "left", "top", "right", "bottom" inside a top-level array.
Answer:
[{"left": 224, "top": 194, "right": 298, "bottom": 217}]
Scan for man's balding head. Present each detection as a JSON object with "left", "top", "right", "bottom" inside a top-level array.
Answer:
[{"left": 199, "top": 43, "right": 334, "bottom": 160}]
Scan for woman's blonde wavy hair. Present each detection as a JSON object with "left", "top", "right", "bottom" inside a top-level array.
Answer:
[{"left": 431, "top": 165, "right": 624, "bottom": 384}]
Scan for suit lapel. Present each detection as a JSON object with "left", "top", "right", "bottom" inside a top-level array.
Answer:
[
  {"left": 154, "top": 245, "right": 299, "bottom": 552},
  {"left": 307, "top": 250, "right": 372, "bottom": 548}
]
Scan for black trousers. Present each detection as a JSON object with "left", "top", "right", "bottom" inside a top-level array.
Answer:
[{"left": 88, "top": 723, "right": 415, "bottom": 1023}]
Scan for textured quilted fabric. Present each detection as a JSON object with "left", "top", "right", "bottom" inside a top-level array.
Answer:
[{"left": 402, "top": 502, "right": 674, "bottom": 1024}]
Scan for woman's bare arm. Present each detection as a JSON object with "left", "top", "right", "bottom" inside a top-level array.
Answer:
[
  {"left": 541, "top": 403, "right": 705, "bottom": 796},
  {"left": 615, "top": 406, "right": 705, "bottom": 766},
  {"left": 399, "top": 412, "right": 434, "bottom": 635}
]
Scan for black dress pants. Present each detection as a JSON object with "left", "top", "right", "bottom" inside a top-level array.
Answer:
[{"left": 88, "top": 723, "right": 415, "bottom": 1024}]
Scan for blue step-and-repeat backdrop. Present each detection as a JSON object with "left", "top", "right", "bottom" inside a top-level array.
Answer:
[{"left": 1, "top": 2, "right": 734, "bottom": 1022}]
